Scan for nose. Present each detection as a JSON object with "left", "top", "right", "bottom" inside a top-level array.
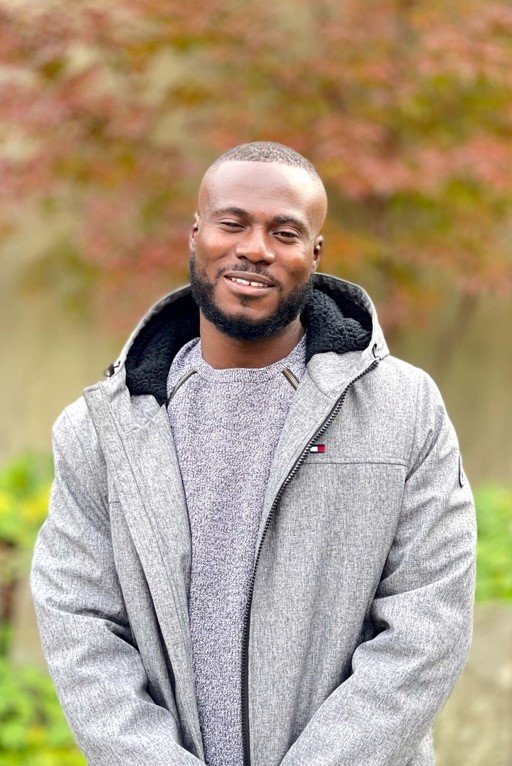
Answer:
[{"left": 234, "top": 226, "right": 275, "bottom": 264}]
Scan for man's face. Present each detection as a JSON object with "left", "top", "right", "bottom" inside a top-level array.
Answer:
[{"left": 189, "top": 161, "right": 326, "bottom": 341}]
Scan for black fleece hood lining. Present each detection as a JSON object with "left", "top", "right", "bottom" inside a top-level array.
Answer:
[{"left": 123, "top": 278, "right": 373, "bottom": 406}]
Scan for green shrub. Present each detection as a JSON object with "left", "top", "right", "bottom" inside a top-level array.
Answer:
[
  {"left": 0, "top": 454, "right": 54, "bottom": 655},
  {"left": 0, "top": 453, "right": 53, "bottom": 547},
  {"left": 474, "top": 485, "right": 512, "bottom": 602},
  {"left": 0, "top": 455, "right": 85, "bottom": 763},
  {"left": 0, "top": 454, "right": 53, "bottom": 589},
  {"left": 0, "top": 659, "right": 85, "bottom": 765}
]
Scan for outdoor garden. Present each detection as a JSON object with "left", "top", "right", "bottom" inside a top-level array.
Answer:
[{"left": 1, "top": 1, "right": 512, "bottom": 763}]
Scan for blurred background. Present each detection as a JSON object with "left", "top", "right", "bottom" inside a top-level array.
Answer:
[{"left": 0, "top": 1, "right": 511, "bottom": 764}]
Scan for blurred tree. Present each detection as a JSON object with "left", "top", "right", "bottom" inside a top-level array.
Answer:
[{"left": 1, "top": 0, "right": 512, "bottom": 330}]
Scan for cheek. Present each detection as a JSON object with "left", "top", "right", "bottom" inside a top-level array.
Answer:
[
  {"left": 193, "top": 234, "right": 220, "bottom": 265},
  {"left": 283, "top": 252, "right": 316, "bottom": 281}
]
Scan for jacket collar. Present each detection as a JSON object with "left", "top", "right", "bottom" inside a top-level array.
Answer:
[{"left": 108, "top": 273, "right": 387, "bottom": 406}]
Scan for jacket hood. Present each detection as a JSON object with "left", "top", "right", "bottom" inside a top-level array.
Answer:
[{"left": 108, "top": 273, "right": 388, "bottom": 406}]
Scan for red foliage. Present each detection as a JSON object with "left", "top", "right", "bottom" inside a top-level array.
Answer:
[{"left": 1, "top": 0, "right": 512, "bottom": 329}]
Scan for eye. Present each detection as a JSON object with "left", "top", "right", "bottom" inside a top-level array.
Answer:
[
  {"left": 274, "top": 229, "right": 300, "bottom": 241},
  {"left": 219, "top": 220, "right": 243, "bottom": 230}
]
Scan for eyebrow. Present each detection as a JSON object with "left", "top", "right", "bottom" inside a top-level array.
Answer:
[
  {"left": 214, "top": 206, "right": 248, "bottom": 218},
  {"left": 213, "top": 207, "right": 308, "bottom": 233},
  {"left": 271, "top": 214, "right": 307, "bottom": 232}
]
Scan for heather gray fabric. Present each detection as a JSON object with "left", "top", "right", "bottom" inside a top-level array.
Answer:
[
  {"left": 31, "top": 275, "right": 476, "bottom": 766},
  {"left": 167, "top": 336, "right": 306, "bottom": 766}
]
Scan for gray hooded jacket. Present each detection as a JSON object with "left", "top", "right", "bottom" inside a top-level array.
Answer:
[{"left": 31, "top": 274, "right": 476, "bottom": 766}]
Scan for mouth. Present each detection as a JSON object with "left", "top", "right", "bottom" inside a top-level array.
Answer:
[{"left": 223, "top": 271, "right": 276, "bottom": 292}]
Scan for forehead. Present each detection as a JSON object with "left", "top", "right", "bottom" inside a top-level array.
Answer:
[{"left": 199, "top": 161, "right": 325, "bottom": 226}]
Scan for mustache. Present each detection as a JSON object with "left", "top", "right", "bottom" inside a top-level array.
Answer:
[{"left": 216, "top": 261, "right": 281, "bottom": 289}]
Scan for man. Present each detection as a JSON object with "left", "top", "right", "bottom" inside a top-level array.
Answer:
[{"left": 31, "top": 142, "right": 476, "bottom": 766}]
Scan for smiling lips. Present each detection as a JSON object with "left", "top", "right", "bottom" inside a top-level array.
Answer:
[
  {"left": 224, "top": 271, "right": 275, "bottom": 291},
  {"left": 229, "top": 276, "right": 270, "bottom": 289}
]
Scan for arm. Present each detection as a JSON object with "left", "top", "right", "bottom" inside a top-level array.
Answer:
[
  {"left": 31, "top": 406, "right": 203, "bottom": 766},
  {"left": 281, "top": 372, "right": 476, "bottom": 766}
]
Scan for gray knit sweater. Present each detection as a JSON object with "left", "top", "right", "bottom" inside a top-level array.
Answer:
[{"left": 166, "top": 336, "right": 307, "bottom": 766}]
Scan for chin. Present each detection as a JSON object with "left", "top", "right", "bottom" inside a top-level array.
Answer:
[{"left": 190, "top": 255, "right": 313, "bottom": 341}]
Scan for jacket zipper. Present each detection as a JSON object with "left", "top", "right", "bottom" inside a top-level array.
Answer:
[{"left": 240, "top": 354, "right": 380, "bottom": 766}]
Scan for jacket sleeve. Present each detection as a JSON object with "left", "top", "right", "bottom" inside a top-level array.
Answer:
[
  {"left": 31, "top": 407, "right": 204, "bottom": 766},
  {"left": 280, "top": 371, "right": 476, "bottom": 766}
]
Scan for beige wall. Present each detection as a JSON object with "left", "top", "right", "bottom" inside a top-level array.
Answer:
[
  {"left": 392, "top": 291, "right": 512, "bottom": 485},
  {"left": 1, "top": 274, "right": 511, "bottom": 485},
  {"left": 0, "top": 288, "right": 119, "bottom": 458}
]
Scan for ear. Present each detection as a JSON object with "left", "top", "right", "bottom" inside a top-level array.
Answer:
[
  {"left": 312, "top": 236, "right": 323, "bottom": 269},
  {"left": 189, "top": 212, "right": 201, "bottom": 253}
]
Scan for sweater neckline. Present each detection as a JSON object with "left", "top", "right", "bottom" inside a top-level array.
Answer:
[{"left": 181, "top": 335, "right": 307, "bottom": 384}]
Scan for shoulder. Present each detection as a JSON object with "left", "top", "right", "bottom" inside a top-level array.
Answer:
[
  {"left": 368, "top": 354, "right": 446, "bottom": 416},
  {"left": 53, "top": 395, "right": 98, "bottom": 446},
  {"left": 341, "top": 354, "right": 455, "bottom": 468},
  {"left": 376, "top": 356, "right": 461, "bottom": 475},
  {"left": 356, "top": 352, "right": 443, "bottom": 408},
  {"left": 374, "top": 353, "right": 436, "bottom": 387},
  {"left": 52, "top": 396, "right": 108, "bottom": 498}
]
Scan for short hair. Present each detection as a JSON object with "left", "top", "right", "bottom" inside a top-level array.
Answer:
[{"left": 209, "top": 141, "right": 321, "bottom": 182}]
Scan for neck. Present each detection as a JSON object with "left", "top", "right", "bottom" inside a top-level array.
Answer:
[{"left": 199, "top": 315, "right": 304, "bottom": 369}]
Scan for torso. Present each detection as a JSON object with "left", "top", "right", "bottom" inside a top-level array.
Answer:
[{"left": 166, "top": 336, "right": 306, "bottom": 766}]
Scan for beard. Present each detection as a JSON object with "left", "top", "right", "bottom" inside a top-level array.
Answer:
[{"left": 189, "top": 254, "right": 314, "bottom": 341}]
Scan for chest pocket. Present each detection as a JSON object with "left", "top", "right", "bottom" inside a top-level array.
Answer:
[{"left": 276, "top": 459, "right": 407, "bottom": 574}]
